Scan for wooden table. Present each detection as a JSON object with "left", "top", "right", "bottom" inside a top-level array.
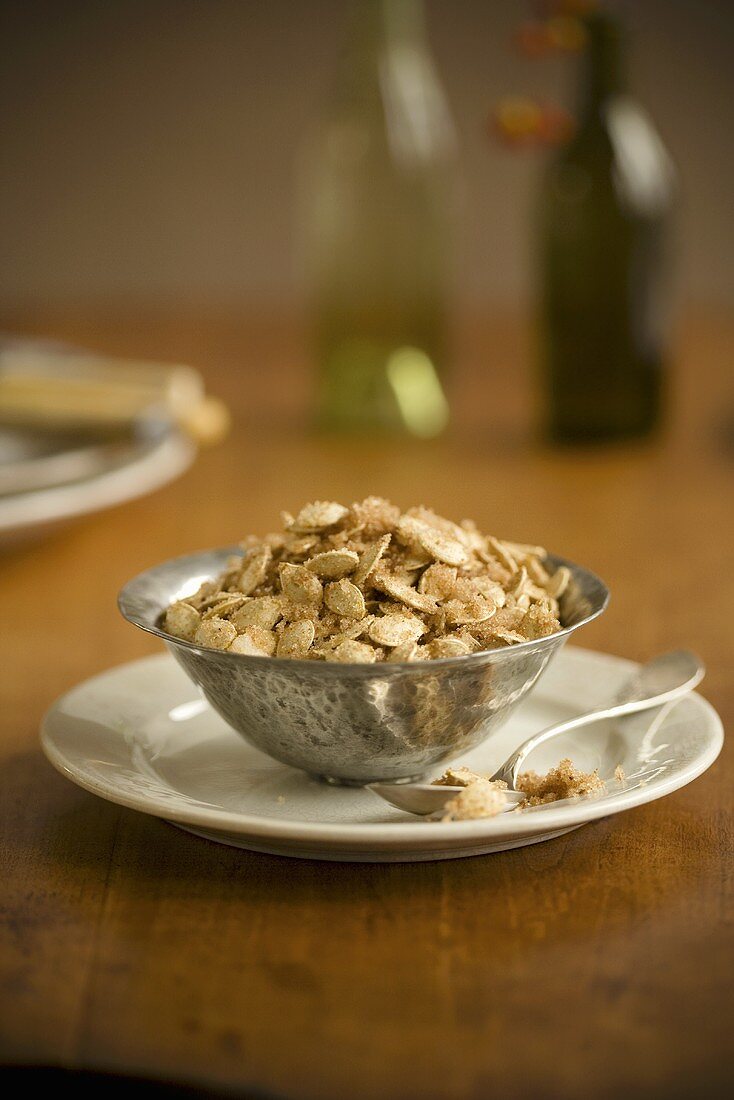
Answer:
[{"left": 1, "top": 309, "right": 731, "bottom": 1099}]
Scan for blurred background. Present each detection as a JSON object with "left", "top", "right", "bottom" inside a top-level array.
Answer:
[
  {"left": 0, "top": 0, "right": 732, "bottom": 551},
  {"left": 1, "top": 0, "right": 733, "bottom": 313}
]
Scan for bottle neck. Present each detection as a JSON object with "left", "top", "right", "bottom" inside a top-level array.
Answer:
[
  {"left": 577, "top": 13, "right": 626, "bottom": 125},
  {"left": 346, "top": 0, "right": 428, "bottom": 55},
  {"left": 334, "top": 0, "right": 430, "bottom": 103}
]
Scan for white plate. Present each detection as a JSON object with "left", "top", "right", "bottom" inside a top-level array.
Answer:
[
  {"left": 41, "top": 647, "right": 723, "bottom": 862},
  {"left": 0, "top": 429, "right": 194, "bottom": 546}
]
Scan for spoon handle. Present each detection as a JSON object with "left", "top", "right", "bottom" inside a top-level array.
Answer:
[{"left": 490, "top": 669, "right": 702, "bottom": 788}]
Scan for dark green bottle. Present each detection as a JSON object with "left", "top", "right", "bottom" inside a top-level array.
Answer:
[{"left": 539, "top": 11, "right": 675, "bottom": 443}]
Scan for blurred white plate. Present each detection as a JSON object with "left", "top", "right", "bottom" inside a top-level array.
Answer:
[
  {"left": 0, "top": 425, "right": 193, "bottom": 546},
  {"left": 41, "top": 647, "right": 723, "bottom": 863}
]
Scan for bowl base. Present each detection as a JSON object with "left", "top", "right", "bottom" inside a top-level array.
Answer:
[{"left": 312, "top": 772, "right": 425, "bottom": 788}]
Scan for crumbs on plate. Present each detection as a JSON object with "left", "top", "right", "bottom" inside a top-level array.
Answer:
[
  {"left": 515, "top": 758, "right": 606, "bottom": 806},
  {"left": 162, "top": 497, "right": 568, "bottom": 662},
  {"left": 440, "top": 778, "right": 509, "bottom": 822},
  {"left": 433, "top": 758, "right": 623, "bottom": 821}
]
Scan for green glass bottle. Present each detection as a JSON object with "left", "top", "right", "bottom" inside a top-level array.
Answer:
[
  {"left": 538, "top": 11, "right": 675, "bottom": 443},
  {"left": 302, "top": 0, "right": 455, "bottom": 437}
]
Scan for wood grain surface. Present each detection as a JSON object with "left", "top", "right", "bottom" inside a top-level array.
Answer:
[{"left": 1, "top": 309, "right": 731, "bottom": 1099}]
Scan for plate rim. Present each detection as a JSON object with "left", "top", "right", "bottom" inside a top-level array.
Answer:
[
  {"left": 40, "top": 647, "right": 724, "bottom": 848},
  {"left": 0, "top": 429, "right": 195, "bottom": 533}
]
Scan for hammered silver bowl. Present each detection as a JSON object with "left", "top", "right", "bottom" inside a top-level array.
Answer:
[{"left": 118, "top": 548, "right": 608, "bottom": 785}]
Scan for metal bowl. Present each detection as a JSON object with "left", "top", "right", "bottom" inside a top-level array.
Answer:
[{"left": 118, "top": 548, "right": 608, "bottom": 785}]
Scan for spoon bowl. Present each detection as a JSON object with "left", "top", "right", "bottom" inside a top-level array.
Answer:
[{"left": 368, "top": 783, "right": 526, "bottom": 816}]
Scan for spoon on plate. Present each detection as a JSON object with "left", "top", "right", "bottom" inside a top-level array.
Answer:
[{"left": 368, "top": 650, "right": 705, "bottom": 816}]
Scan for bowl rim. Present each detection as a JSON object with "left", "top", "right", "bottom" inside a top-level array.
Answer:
[{"left": 118, "top": 545, "right": 609, "bottom": 674}]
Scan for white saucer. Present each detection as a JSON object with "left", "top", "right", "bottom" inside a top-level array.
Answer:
[{"left": 41, "top": 647, "right": 723, "bottom": 862}]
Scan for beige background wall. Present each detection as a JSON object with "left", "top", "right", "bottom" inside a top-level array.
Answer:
[{"left": 1, "top": 0, "right": 732, "bottom": 312}]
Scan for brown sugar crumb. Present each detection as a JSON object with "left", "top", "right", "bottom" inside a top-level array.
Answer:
[
  {"left": 516, "top": 758, "right": 606, "bottom": 806},
  {"left": 431, "top": 757, "right": 622, "bottom": 822},
  {"left": 440, "top": 778, "right": 508, "bottom": 821},
  {"left": 350, "top": 496, "right": 401, "bottom": 538},
  {"left": 434, "top": 766, "right": 492, "bottom": 788}
]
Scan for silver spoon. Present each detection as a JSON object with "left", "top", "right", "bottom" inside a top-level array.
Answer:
[{"left": 369, "top": 650, "right": 704, "bottom": 816}]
